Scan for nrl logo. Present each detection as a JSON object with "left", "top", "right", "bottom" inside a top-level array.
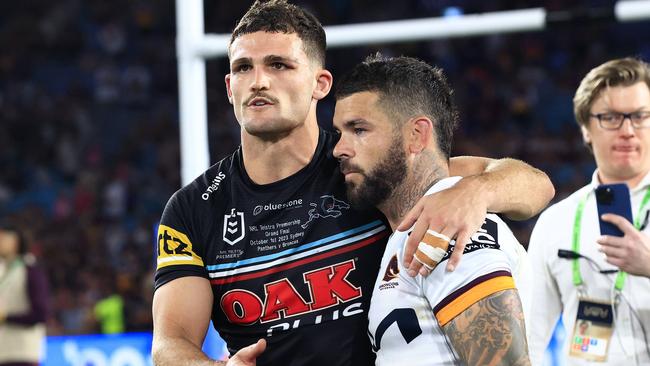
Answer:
[{"left": 223, "top": 208, "right": 245, "bottom": 245}]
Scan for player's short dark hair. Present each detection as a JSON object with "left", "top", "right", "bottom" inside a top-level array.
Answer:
[
  {"left": 335, "top": 54, "right": 459, "bottom": 159},
  {"left": 229, "top": 0, "right": 326, "bottom": 67}
]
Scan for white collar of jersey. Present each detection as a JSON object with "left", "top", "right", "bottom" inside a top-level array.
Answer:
[
  {"left": 423, "top": 176, "right": 463, "bottom": 197},
  {"left": 589, "top": 169, "right": 650, "bottom": 194}
]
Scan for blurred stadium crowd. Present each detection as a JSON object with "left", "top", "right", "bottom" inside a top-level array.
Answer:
[{"left": 1, "top": 0, "right": 649, "bottom": 335}]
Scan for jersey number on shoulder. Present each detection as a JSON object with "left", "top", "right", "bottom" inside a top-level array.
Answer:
[{"left": 369, "top": 308, "right": 422, "bottom": 351}]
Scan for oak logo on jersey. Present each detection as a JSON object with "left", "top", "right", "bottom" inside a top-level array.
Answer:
[
  {"left": 223, "top": 208, "right": 246, "bottom": 245},
  {"left": 301, "top": 195, "right": 350, "bottom": 229},
  {"left": 220, "top": 260, "right": 362, "bottom": 325},
  {"left": 156, "top": 225, "right": 204, "bottom": 269}
]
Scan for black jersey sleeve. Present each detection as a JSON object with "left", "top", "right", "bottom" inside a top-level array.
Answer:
[{"left": 154, "top": 187, "right": 209, "bottom": 290}]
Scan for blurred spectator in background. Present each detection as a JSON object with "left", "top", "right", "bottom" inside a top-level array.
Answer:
[
  {"left": 0, "top": 223, "right": 49, "bottom": 366},
  {"left": 93, "top": 273, "right": 125, "bottom": 334}
]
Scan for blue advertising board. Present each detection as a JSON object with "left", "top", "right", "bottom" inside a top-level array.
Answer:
[
  {"left": 44, "top": 322, "right": 563, "bottom": 365},
  {"left": 44, "top": 327, "right": 227, "bottom": 366},
  {"left": 45, "top": 333, "right": 154, "bottom": 366}
]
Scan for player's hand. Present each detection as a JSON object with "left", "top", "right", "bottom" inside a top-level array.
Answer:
[
  {"left": 227, "top": 339, "right": 267, "bottom": 366},
  {"left": 226, "top": 339, "right": 267, "bottom": 366},
  {"left": 398, "top": 177, "right": 488, "bottom": 276},
  {"left": 226, "top": 339, "right": 266, "bottom": 366},
  {"left": 597, "top": 213, "right": 650, "bottom": 277}
]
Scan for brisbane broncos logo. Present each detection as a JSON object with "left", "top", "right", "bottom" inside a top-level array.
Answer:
[
  {"left": 382, "top": 254, "right": 400, "bottom": 282},
  {"left": 301, "top": 195, "right": 350, "bottom": 229}
]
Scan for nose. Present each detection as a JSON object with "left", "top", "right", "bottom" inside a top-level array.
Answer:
[
  {"left": 619, "top": 117, "right": 636, "bottom": 137},
  {"left": 251, "top": 67, "right": 270, "bottom": 91},
  {"left": 333, "top": 133, "right": 353, "bottom": 161}
]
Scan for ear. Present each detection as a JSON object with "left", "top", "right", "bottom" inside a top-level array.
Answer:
[
  {"left": 312, "top": 69, "right": 333, "bottom": 101},
  {"left": 580, "top": 124, "right": 591, "bottom": 144},
  {"left": 225, "top": 74, "right": 233, "bottom": 105},
  {"left": 407, "top": 117, "right": 434, "bottom": 154}
]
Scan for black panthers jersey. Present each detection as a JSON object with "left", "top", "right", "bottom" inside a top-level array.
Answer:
[{"left": 154, "top": 129, "right": 389, "bottom": 366}]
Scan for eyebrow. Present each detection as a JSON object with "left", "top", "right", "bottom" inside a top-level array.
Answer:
[
  {"left": 230, "top": 55, "right": 299, "bottom": 68},
  {"left": 338, "top": 119, "right": 367, "bottom": 129},
  {"left": 230, "top": 57, "right": 251, "bottom": 69},
  {"left": 598, "top": 107, "right": 650, "bottom": 113},
  {"left": 264, "top": 55, "right": 299, "bottom": 64}
]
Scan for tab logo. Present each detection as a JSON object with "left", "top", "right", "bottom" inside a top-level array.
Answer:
[{"left": 223, "top": 208, "right": 245, "bottom": 245}]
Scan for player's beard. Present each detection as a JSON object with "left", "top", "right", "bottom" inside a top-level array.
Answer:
[{"left": 344, "top": 137, "right": 408, "bottom": 210}]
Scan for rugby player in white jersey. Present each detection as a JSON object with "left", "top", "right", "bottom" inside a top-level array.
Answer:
[{"left": 333, "top": 55, "right": 532, "bottom": 366}]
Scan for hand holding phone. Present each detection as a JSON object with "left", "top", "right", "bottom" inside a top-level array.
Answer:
[{"left": 595, "top": 184, "right": 633, "bottom": 237}]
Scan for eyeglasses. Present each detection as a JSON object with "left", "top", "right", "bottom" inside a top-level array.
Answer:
[{"left": 589, "top": 111, "right": 650, "bottom": 130}]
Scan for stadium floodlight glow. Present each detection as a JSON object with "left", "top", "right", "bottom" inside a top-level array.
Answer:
[
  {"left": 176, "top": 0, "right": 650, "bottom": 185},
  {"left": 616, "top": 0, "right": 650, "bottom": 21}
]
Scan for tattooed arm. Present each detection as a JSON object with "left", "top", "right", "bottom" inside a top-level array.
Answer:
[{"left": 442, "top": 289, "right": 530, "bottom": 366}]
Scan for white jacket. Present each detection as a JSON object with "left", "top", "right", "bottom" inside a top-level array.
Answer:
[{"left": 528, "top": 170, "right": 650, "bottom": 366}]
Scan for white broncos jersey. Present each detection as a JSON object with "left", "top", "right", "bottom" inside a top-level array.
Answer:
[{"left": 368, "top": 177, "right": 530, "bottom": 366}]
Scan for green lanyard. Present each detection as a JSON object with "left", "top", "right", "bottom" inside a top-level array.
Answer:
[{"left": 572, "top": 186, "right": 650, "bottom": 291}]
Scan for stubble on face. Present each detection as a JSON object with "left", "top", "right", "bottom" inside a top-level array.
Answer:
[{"left": 341, "top": 136, "right": 408, "bottom": 210}]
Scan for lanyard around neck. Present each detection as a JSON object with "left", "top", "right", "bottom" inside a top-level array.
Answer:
[{"left": 572, "top": 185, "right": 650, "bottom": 291}]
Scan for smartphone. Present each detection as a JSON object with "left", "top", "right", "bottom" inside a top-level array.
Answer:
[{"left": 595, "top": 184, "right": 633, "bottom": 237}]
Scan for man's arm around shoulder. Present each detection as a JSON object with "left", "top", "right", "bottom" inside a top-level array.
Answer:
[{"left": 449, "top": 156, "right": 554, "bottom": 220}]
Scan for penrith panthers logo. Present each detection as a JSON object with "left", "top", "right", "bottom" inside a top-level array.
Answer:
[{"left": 301, "top": 195, "right": 350, "bottom": 229}]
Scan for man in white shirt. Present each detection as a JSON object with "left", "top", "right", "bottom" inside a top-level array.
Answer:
[
  {"left": 333, "top": 54, "right": 531, "bottom": 366},
  {"left": 528, "top": 58, "right": 650, "bottom": 365}
]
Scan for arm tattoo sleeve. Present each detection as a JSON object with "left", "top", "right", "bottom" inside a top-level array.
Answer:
[{"left": 442, "top": 289, "right": 530, "bottom": 366}]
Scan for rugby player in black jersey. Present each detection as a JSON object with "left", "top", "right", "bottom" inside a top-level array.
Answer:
[{"left": 151, "top": 1, "right": 554, "bottom": 365}]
